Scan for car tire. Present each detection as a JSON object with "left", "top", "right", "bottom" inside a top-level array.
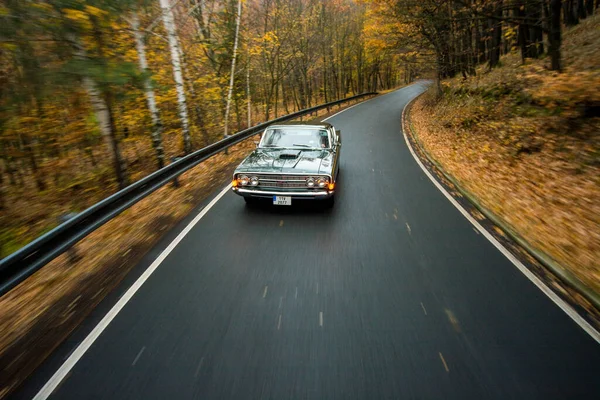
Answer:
[{"left": 244, "top": 197, "right": 258, "bottom": 206}]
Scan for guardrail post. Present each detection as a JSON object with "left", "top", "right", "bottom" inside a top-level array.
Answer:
[
  {"left": 59, "top": 213, "right": 81, "bottom": 264},
  {"left": 171, "top": 157, "right": 182, "bottom": 187}
]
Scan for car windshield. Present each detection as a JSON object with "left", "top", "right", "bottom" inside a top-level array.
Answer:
[{"left": 260, "top": 127, "right": 330, "bottom": 149}]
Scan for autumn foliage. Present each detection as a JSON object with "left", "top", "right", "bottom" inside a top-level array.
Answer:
[
  {"left": 0, "top": 0, "right": 417, "bottom": 259},
  {"left": 410, "top": 12, "right": 600, "bottom": 293}
]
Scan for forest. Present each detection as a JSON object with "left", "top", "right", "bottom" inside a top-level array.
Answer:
[
  {"left": 1, "top": 0, "right": 599, "bottom": 257},
  {"left": 1, "top": 1, "right": 599, "bottom": 398},
  {"left": 0, "top": 0, "right": 416, "bottom": 257}
]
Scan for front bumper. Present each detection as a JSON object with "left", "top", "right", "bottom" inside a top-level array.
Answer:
[{"left": 232, "top": 187, "right": 334, "bottom": 199}]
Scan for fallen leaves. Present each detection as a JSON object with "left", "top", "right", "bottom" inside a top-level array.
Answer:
[{"left": 409, "top": 16, "right": 600, "bottom": 294}]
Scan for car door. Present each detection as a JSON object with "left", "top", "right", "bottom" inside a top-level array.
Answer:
[{"left": 331, "top": 127, "right": 341, "bottom": 179}]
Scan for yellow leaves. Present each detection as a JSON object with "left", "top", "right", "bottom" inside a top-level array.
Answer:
[
  {"left": 262, "top": 31, "right": 280, "bottom": 46},
  {"left": 1, "top": 43, "right": 17, "bottom": 51},
  {"left": 63, "top": 5, "right": 109, "bottom": 30},
  {"left": 62, "top": 8, "right": 92, "bottom": 29},
  {"left": 63, "top": 8, "right": 88, "bottom": 23},
  {"left": 84, "top": 5, "right": 107, "bottom": 18}
]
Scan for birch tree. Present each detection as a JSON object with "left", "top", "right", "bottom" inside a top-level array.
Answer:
[
  {"left": 131, "top": 12, "right": 165, "bottom": 169},
  {"left": 159, "top": 0, "right": 192, "bottom": 154},
  {"left": 70, "top": 35, "right": 129, "bottom": 189},
  {"left": 224, "top": 0, "right": 243, "bottom": 138}
]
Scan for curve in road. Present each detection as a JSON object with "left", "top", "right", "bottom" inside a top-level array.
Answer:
[{"left": 17, "top": 83, "right": 600, "bottom": 400}]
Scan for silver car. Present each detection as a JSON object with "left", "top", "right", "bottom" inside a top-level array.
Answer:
[{"left": 231, "top": 122, "right": 341, "bottom": 207}]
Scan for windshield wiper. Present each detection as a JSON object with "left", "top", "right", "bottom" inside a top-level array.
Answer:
[
  {"left": 262, "top": 144, "right": 282, "bottom": 148},
  {"left": 292, "top": 144, "right": 314, "bottom": 148}
]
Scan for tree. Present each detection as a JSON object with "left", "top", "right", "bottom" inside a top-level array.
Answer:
[
  {"left": 159, "top": 0, "right": 192, "bottom": 154},
  {"left": 131, "top": 12, "right": 165, "bottom": 169},
  {"left": 224, "top": 0, "right": 242, "bottom": 138}
]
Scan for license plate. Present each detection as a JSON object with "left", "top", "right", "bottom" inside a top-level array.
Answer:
[{"left": 273, "top": 196, "right": 292, "bottom": 206}]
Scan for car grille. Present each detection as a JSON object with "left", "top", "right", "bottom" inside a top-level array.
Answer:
[{"left": 255, "top": 174, "right": 310, "bottom": 189}]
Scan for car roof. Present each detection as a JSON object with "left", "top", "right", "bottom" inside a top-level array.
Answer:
[{"left": 266, "top": 121, "right": 333, "bottom": 130}]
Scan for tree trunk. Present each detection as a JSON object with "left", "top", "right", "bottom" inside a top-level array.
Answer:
[
  {"left": 71, "top": 34, "right": 128, "bottom": 189},
  {"left": 159, "top": 0, "right": 191, "bottom": 154},
  {"left": 224, "top": 0, "right": 242, "bottom": 138},
  {"left": 246, "top": 59, "right": 252, "bottom": 128},
  {"left": 83, "top": 77, "right": 128, "bottom": 189},
  {"left": 563, "top": 0, "right": 579, "bottom": 25},
  {"left": 488, "top": 2, "right": 503, "bottom": 69},
  {"left": 19, "top": 133, "right": 45, "bottom": 191},
  {"left": 578, "top": 0, "right": 587, "bottom": 18},
  {"left": 585, "top": 0, "right": 594, "bottom": 14},
  {"left": 549, "top": 0, "right": 563, "bottom": 71},
  {"left": 131, "top": 13, "right": 165, "bottom": 169}
]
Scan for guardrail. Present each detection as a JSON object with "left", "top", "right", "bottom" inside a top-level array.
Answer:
[{"left": 0, "top": 92, "right": 377, "bottom": 296}]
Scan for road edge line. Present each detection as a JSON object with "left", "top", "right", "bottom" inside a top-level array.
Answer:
[
  {"left": 401, "top": 91, "right": 600, "bottom": 344},
  {"left": 33, "top": 185, "right": 232, "bottom": 400}
]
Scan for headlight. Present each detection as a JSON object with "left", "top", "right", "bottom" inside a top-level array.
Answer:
[
  {"left": 250, "top": 176, "right": 259, "bottom": 186},
  {"left": 306, "top": 177, "right": 315, "bottom": 188},
  {"left": 316, "top": 177, "right": 329, "bottom": 188},
  {"left": 239, "top": 175, "right": 249, "bottom": 186}
]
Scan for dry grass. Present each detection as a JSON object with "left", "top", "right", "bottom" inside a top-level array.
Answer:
[{"left": 409, "top": 15, "right": 600, "bottom": 293}]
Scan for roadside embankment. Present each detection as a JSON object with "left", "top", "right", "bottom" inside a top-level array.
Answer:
[{"left": 408, "top": 15, "right": 600, "bottom": 297}]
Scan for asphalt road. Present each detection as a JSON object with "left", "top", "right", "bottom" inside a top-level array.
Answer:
[{"left": 20, "top": 84, "right": 600, "bottom": 399}]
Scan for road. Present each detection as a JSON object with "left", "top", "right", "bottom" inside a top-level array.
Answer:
[{"left": 18, "top": 83, "right": 600, "bottom": 399}]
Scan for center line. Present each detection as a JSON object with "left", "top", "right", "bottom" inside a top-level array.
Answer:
[
  {"left": 439, "top": 352, "right": 450, "bottom": 372},
  {"left": 406, "top": 223, "right": 412, "bottom": 234},
  {"left": 319, "top": 312, "right": 323, "bottom": 327},
  {"left": 263, "top": 286, "right": 268, "bottom": 298},
  {"left": 132, "top": 346, "right": 145, "bottom": 366},
  {"left": 194, "top": 357, "right": 205, "bottom": 378},
  {"left": 420, "top": 302, "right": 427, "bottom": 315},
  {"left": 316, "top": 283, "right": 319, "bottom": 295},
  {"left": 295, "top": 287, "right": 298, "bottom": 299},
  {"left": 277, "top": 314, "right": 282, "bottom": 330},
  {"left": 279, "top": 297, "right": 283, "bottom": 309}
]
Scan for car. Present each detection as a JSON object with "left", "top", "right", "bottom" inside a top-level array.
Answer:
[{"left": 231, "top": 121, "right": 341, "bottom": 207}]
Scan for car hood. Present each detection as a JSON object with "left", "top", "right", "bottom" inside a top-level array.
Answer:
[{"left": 235, "top": 148, "right": 335, "bottom": 175}]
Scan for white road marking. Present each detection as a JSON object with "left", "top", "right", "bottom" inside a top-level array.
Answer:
[
  {"left": 316, "top": 283, "right": 319, "bottom": 295},
  {"left": 322, "top": 85, "right": 417, "bottom": 123},
  {"left": 131, "top": 346, "right": 145, "bottom": 366},
  {"left": 322, "top": 99, "right": 371, "bottom": 122},
  {"left": 445, "top": 309, "right": 461, "bottom": 333},
  {"left": 439, "top": 352, "right": 450, "bottom": 372},
  {"left": 319, "top": 312, "right": 324, "bottom": 327},
  {"left": 279, "top": 297, "right": 283, "bottom": 309},
  {"left": 401, "top": 94, "right": 600, "bottom": 343},
  {"left": 420, "top": 302, "right": 427, "bottom": 316},
  {"left": 194, "top": 357, "right": 205, "bottom": 378},
  {"left": 32, "top": 85, "right": 423, "bottom": 400},
  {"left": 406, "top": 223, "right": 412, "bottom": 234},
  {"left": 263, "top": 285, "right": 268, "bottom": 298},
  {"left": 295, "top": 287, "right": 298, "bottom": 299},
  {"left": 277, "top": 314, "right": 282, "bottom": 330},
  {"left": 33, "top": 185, "right": 232, "bottom": 400}
]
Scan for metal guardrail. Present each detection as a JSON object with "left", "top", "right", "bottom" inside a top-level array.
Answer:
[{"left": 0, "top": 92, "right": 377, "bottom": 296}]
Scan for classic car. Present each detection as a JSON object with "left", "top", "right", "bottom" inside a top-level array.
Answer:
[{"left": 231, "top": 122, "right": 341, "bottom": 207}]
